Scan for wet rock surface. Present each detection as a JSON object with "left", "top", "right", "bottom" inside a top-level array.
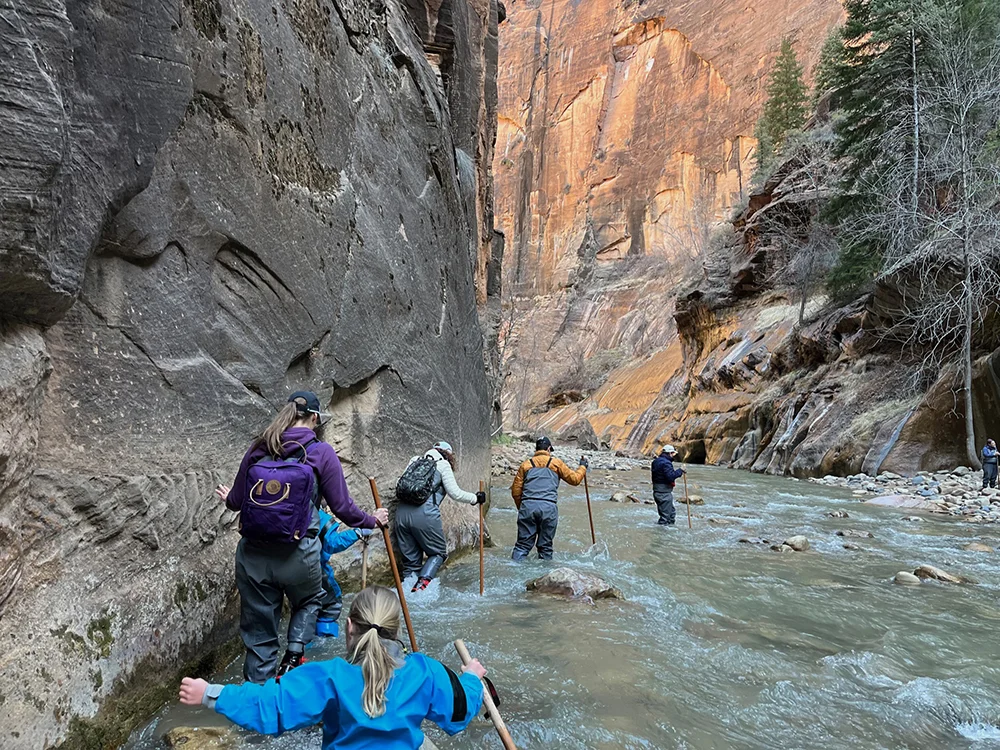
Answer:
[
  {"left": 0, "top": 0, "right": 501, "bottom": 745},
  {"left": 526, "top": 567, "right": 625, "bottom": 602}
]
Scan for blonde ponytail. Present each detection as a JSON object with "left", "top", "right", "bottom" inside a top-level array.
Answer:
[
  {"left": 347, "top": 586, "right": 403, "bottom": 718},
  {"left": 259, "top": 402, "right": 300, "bottom": 456}
]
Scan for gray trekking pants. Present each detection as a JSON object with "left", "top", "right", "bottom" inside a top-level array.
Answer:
[
  {"left": 394, "top": 501, "right": 448, "bottom": 578},
  {"left": 653, "top": 483, "right": 676, "bottom": 525},
  {"left": 235, "top": 536, "right": 323, "bottom": 684},
  {"left": 512, "top": 499, "right": 559, "bottom": 560}
]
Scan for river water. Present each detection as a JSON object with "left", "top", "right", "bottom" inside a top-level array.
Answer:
[{"left": 125, "top": 465, "right": 1000, "bottom": 749}]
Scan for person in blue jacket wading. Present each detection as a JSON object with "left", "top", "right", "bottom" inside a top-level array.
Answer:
[
  {"left": 650, "top": 445, "right": 685, "bottom": 526},
  {"left": 314, "top": 509, "right": 375, "bottom": 639},
  {"left": 982, "top": 438, "right": 998, "bottom": 489},
  {"left": 178, "top": 586, "right": 486, "bottom": 750},
  {"left": 216, "top": 391, "right": 389, "bottom": 683}
]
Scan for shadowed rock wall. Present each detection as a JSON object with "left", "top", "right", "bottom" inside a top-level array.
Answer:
[{"left": 0, "top": 0, "right": 499, "bottom": 745}]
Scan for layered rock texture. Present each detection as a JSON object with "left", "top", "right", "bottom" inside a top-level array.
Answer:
[
  {"left": 495, "top": 0, "right": 1000, "bottom": 476},
  {"left": 493, "top": 0, "right": 844, "bottom": 436},
  {"left": 0, "top": 0, "right": 499, "bottom": 745}
]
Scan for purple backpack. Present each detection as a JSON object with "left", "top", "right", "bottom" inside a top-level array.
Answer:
[{"left": 240, "top": 439, "right": 319, "bottom": 543}]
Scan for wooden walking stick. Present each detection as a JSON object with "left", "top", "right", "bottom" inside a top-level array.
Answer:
[
  {"left": 454, "top": 639, "right": 517, "bottom": 750},
  {"left": 368, "top": 477, "right": 419, "bottom": 653},
  {"left": 583, "top": 472, "right": 597, "bottom": 546},
  {"left": 478, "top": 480, "right": 485, "bottom": 596},
  {"left": 683, "top": 472, "right": 692, "bottom": 529},
  {"left": 360, "top": 536, "right": 369, "bottom": 590}
]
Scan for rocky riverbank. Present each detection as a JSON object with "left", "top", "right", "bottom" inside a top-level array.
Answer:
[{"left": 810, "top": 466, "right": 1000, "bottom": 524}]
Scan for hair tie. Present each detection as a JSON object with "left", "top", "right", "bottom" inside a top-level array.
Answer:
[{"left": 362, "top": 623, "right": 395, "bottom": 640}]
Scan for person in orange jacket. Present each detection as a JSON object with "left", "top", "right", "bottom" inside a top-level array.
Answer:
[{"left": 510, "top": 436, "right": 587, "bottom": 560}]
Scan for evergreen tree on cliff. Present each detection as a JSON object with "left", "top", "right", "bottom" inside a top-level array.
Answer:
[{"left": 754, "top": 38, "right": 809, "bottom": 173}]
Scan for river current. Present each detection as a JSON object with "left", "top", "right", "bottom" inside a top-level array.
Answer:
[{"left": 125, "top": 465, "right": 1000, "bottom": 749}]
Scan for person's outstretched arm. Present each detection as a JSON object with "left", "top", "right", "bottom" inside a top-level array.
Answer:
[
  {"left": 553, "top": 457, "right": 587, "bottom": 486},
  {"left": 424, "top": 657, "right": 485, "bottom": 735},
  {"left": 438, "top": 460, "right": 478, "bottom": 505},
  {"left": 179, "top": 663, "right": 338, "bottom": 735},
  {"left": 313, "top": 444, "right": 380, "bottom": 528}
]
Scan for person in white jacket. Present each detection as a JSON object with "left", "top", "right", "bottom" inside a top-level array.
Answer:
[{"left": 395, "top": 441, "right": 485, "bottom": 592}]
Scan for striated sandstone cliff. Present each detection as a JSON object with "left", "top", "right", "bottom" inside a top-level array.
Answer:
[
  {"left": 0, "top": 0, "right": 499, "bottom": 746},
  {"left": 494, "top": 0, "right": 843, "bottom": 425}
]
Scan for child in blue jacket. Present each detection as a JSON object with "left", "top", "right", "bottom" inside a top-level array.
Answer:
[
  {"left": 179, "top": 586, "right": 486, "bottom": 750},
  {"left": 316, "top": 509, "right": 374, "bottom": 638}
]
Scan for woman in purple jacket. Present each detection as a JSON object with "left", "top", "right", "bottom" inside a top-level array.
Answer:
[{"left": 216, "top": 391, "right": 388, "bottom": 684}]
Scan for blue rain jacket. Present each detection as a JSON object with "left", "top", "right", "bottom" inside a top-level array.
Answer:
[
  {"left": 319, "top": 510, "right": 364, "bottom": 601},
  {"left": 214, "top": 653, "right": 484, "bottom": 749}
]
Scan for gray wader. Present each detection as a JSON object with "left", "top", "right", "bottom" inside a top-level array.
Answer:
[
  {"left": 394, "top": 486, "right": 448, "bottom": 580},
  {"left": 512, "top": 457, "right": 560, "bottom": 560},
  {"left": 652, "top": 483, "right": 676, "bottom": 525},
  {"left": 235, "top": 535, "right": 323, "bottom": 683},
  {"left": 984, "top": 461, "right": 998, "bottom": 489}
]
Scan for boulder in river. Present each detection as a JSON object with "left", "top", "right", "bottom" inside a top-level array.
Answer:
[
  {"left": 912, "top": 565, "right": 969, "bottom": 583},
  {"left": 165, "top": 727, "right": 234, "bottom": 749},
  {"left": 526, "top": 567, "right": 624, "bottom": 602},
  {"left": 842, "top": 543, "right": 861, "bottom": 551},
  {"left": 827, "top": 510, "right": 850, "bottom": 518},
  {"left": 893, "top": 571, "right": 922, "bottom": 586},
  {"left": 963, "top": 542, "right": 994, "bottom": 552},
  {"left": 608, "top": 492, "right": 629, "bottom": 503},
  {"left": 836, "top": 529, "right": 874, "bottom": 538},
  {"left": 677, "top": 495, "right": 705, "bottom": 505},
  {"left": 783, "top": 535, "right": 810, "bottom": 551},
  {"left": 770, "top": 543, "right": 796, "bottom": 553},
  {"left": 708, "top": 518, "right": 737, "bottom": 526}
]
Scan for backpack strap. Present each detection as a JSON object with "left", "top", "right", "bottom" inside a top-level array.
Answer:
[
  {"left": 277, "top": 437, "right": 318, "bottom": 462},
  {"left": 441, "top": 662, "right": 468, "bottom": 722}
]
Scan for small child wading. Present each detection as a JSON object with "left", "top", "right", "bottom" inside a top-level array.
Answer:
[
  {"left": 178, "top": 586, "right": 486, "bottom": 750},
  {"left": 314, "top": 509, "right": 374, "bottom": 639},
  {"left": 510, "top": 436, "right": 587, "bottom": 560},
  {"left": 395, "top": 441, "right": 485, "bottom": 592},
  {"left": 216, "top": 391, "right": 388, "bottom": 683}
]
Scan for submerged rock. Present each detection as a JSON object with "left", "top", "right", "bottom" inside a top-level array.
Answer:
[
  {"left": 526, "top": 568, "right": 625, "bottom": 601},
  {"left": 165, "top": 727, "right": 234, "bottom": 749},
  {"left": 963, "top": 542, "right": 994, "bottom": 552},
  {"left": 893, "top": 571, "right": 922, "bottom": 586},
  {"left": 836, "top": 529, "right": 874, "bottom": 538},
  {"left": 827, "top": 510, "right": 850, "bottom": 518},
  {"left": 708, "top": 518, "right": 737, "bottom": 526},
  {"left": 770, "top": 543, "right": 796, "bottom": 553},
  {"left": 842, "top": 543, "right": 861, "bottom": 551},
  {"left": 913, "top": 565, "right": 968, "bottom": 584},
  {"left": 783, "top": 535, "right": 810, "bottom": 551},
  {"left": 739, "top": 537, "right": 770, "bottom": 545},
  {"left": 678, "top": 495, "right": 705, "bottom": 505},
  {"left": 865, "top": 495, "right": 938, "bottom": 511},
  {"left": 608, "top": 492, "right": 629, "bottom": 503}
]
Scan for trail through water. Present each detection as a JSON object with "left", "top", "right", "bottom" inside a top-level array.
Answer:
[{"left": 125, "top": 466, "right": 1000, "bottom": 749}]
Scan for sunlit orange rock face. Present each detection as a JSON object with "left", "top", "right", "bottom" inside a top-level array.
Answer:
[{"left": 495, "top": 0, "right": 844, "bottom": 446}]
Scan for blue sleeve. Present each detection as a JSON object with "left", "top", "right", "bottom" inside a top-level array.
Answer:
[
  {"left": 213, "top": 663, "right": 338, "bottom": 735},
  {"left": 424, "top": 658, "right": 484, "bottom": 736},
  {"left": 670, "top": 466, "right": 685, "bottom": 481},
  {"left": 326, "top": 527, "right": 362, "bottom": 554}
]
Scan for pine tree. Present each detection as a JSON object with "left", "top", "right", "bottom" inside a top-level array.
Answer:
[
  {"left": 754, "top": 38, "right": 809, "bottom": 172},
  {"left": 812, "top": 28, "right": 844, "bottom": 106}
]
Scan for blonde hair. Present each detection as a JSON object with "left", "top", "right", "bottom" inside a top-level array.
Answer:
[
  {"left": 347, "top": 586, "right": 403, "bottom": 718},
  {"left": 259, "top": 399, "right": 310, "bottom": 456}
]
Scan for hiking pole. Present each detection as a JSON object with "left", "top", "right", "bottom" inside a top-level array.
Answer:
[
  {"left": 683, "top": 472, "right": 692, "bottom": 529},
  {"left": 368, "top": 477, "right": 419, "bottom": 653},
  {"left": 479, "top": 480, "right": 485, "bottom": 596},
  {"left": 361, "top": 537, "right": 369, "bottom": 589},
  {"left": 583, "top": 472, "right": 597, "bottom": 546},
  {"left": 454, "top": 639, "right": 517, "bottom": 750}
]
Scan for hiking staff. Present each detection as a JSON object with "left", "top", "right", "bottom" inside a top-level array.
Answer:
[
  {"left": 360, "top": 535, "right": 369, "bottom": 589},
  {"left": 454, "top": 639, "right": 517, "bottom": 750},
  {"left": 368, "top": 477, "right": 419, "bottom": 653},
  {"left": 479, "top": 480, "right": 486, "bottom": 596},
  {"left": 583, "top": 473, "right": 596, "bottom": 546},
  {"left": 683, "top": 472, "right": 692, "bottom": 529}
]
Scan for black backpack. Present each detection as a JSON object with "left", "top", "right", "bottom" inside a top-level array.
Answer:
[{"left": 396, "top": 456, "right": 441, "bottom": 506}]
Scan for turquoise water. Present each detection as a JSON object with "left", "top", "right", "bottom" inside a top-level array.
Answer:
[{"left": 125, "top": 466, "right": 1000, "bottom": 749}]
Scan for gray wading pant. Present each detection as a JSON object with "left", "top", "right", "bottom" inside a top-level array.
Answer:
[
  {"left": 512, "top": 499, "right": 559, "bottom": 560},
  {"left": 984, "top": 463, "right": 998, "bottom": 489},
  {"left": 652, "top": 483, "right": 676, "bottom": 525},
  {"left": 394, "top": 501, "right": 448, "bottom": 578},
  {"left": 235, "top": 536, "right": 323, "bottom": 684}
]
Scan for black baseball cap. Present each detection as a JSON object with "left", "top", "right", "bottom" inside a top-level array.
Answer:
[
  {"left": 535, "top": 436, "right": 553, "bottom": 451},
  {"left": 288, "top": 391, "right": 325, "bottom": 419}
]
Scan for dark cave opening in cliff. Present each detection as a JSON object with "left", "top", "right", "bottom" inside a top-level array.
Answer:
[{"left": 683, "top": 440, "right": 707, "bottom": 465}]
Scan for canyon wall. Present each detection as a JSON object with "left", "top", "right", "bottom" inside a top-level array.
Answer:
[
  {"left": 494, "top": 0, "right": 844, "bottom": 424},
  {"left": 0, "top": 0, "right": 499, "bottom": 746}
]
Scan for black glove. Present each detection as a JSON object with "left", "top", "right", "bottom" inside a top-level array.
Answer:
[
  {"left": 475, "top": 491, "right": 487, "bottom": 505},
  {"left": 580, "top": 456, "right": 589, "bottom": 468}
]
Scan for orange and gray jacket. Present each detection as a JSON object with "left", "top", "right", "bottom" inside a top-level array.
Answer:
[{"left": 510, "top": 450, "right": 586, "bottom": 506}]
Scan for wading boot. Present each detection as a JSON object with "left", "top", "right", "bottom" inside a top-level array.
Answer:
[{"left": 411, "top": 577, "right": 432, "bottom": 593}]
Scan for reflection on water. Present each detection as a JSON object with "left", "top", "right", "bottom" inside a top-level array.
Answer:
[{"left": 124, "top": 466, "right": 1000, "bottom": 749}]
